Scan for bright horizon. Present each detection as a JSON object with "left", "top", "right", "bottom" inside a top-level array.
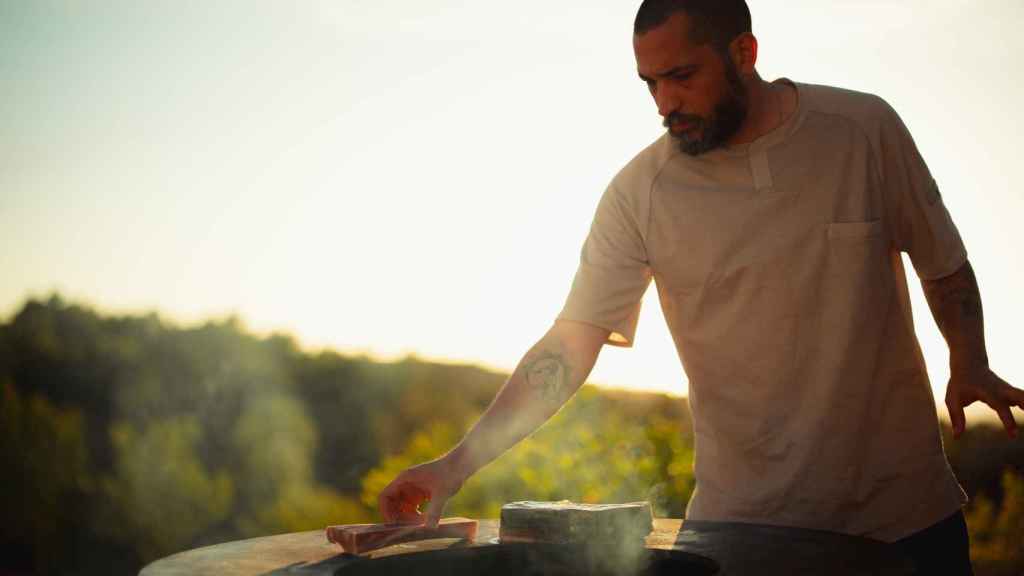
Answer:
[{"left": 3, "top": 1, "right": 1022, "bottom": 422}]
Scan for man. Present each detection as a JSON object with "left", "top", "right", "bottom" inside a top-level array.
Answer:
[{"left": 378, "top": 1, "right": 1023, "bottom": 573}]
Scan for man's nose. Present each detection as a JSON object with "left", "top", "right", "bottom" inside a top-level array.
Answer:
[{"left": 654, "top": 86, "right": 681, "bottom": 119}]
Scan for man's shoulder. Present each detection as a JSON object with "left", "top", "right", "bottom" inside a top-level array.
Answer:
[
  {"left": 610, "top": 133, "right": 679, "bottom": 195},
  {"left": 798, "top": 81, "right": 899, "bottom": 128}
]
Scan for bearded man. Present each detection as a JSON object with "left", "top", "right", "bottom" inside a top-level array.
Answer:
[{"left": 378, "top": 2, "right": 1023, "bottom": 574}]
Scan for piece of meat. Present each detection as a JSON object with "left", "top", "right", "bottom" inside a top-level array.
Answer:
[{"left": 325, "top": 517, "right": 479, "bottom": 554}]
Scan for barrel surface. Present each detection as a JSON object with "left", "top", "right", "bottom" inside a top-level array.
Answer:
[{"left": 139, "top": 518, "right": 914, "bottom": 576}]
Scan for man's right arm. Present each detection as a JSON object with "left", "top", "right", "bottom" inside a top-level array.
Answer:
[
  {"left": 377, "top": 319, "right": 610, "bottom": 526},
  {"left": 447, "top": 319, "right": 610, "bottom": 480}
]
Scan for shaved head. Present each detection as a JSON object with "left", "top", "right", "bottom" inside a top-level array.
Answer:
[{"left": 634, "top": 0, "right": 752, "bottom": 53}]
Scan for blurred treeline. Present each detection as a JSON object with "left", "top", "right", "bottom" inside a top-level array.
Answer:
[{"left": 0, "top": 296, "right": 1021, "bottom": 575}]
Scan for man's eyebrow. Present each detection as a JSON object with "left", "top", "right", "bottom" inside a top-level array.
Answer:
[{"left": 638, "top": 64, "right": 698, "bottom": 82}]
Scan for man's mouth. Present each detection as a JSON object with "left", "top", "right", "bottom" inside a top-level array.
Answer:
[{"left": 670, "top": 121, "right": 696, "bottom": 135}]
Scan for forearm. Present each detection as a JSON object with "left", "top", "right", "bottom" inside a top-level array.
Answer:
[
  {"left": 920, "top": 260, "right": 988, "bottom": 374},
  {"left": 445, "top": 321, "right": 605, "bottom": 481}
]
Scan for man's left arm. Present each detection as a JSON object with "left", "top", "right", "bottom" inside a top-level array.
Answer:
[{"left": 921, "top": 260, "right": 1024, "bottom": 439}]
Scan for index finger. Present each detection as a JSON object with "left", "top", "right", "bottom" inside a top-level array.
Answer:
[{"left": 1005, "top": 385, "right": 1024, "bottom": 411}]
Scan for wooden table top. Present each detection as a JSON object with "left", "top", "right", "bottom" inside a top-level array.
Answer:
[{"left": 140, "top": 518, "right": 914, "bottom": 576}]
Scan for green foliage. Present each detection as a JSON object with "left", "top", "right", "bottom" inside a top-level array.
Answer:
[
  {"left": 232, "top": 393, "right": 316, "bottom": 504},
  {"left": 966, "top": 469, "right": 1024, "bottom": 576},
  {"left": 98, "top": 417, "right": 234, "bottom": 562},
  {"left": 365, "top": 359, "right": 507, "bottom": 454},
  {"left": 242, "top": 483, "right": 371, "bottom": 536},
  {"left": 230, "top": 391, "right": 372, "bottom": 535},
  {"left": 0, "top": 382, "right": 91, "bottom": 574},
  {"left": 1, "top": 296, "right": 379, "bottom": 574},
  {"left": 361, "top": 388, "right": 695, "bottom": 520}
]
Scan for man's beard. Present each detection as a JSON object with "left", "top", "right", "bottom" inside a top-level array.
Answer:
[{"left": 664, "top": 60, "right": 749, "bottom": 156}]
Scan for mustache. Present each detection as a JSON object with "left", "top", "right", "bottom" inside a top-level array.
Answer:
[{"left": 663, "top": 111, "right": 702, "bottom": 129}]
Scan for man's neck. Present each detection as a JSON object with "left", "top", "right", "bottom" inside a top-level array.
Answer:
[{"left": 727, "top": 78, "right": 796, "bottom": 147}]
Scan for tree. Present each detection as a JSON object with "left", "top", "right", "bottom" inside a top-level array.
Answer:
[
  {"left": 96, "top": 416, "right": 234, "bottom": 562},
  {"left": 0, "top": 382, "right": 91, "bottom": 574},
  {"left": 230, "top": 392, "right": 371, "bottom": 535}
]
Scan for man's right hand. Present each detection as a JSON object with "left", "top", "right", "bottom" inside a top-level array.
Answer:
[{"left": 377, "top": 456, "right": 465, "bottom": 528}]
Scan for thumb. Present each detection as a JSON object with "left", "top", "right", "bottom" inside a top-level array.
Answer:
[{"left": 423, "top": 494, "right": 447, "bottom": 529}]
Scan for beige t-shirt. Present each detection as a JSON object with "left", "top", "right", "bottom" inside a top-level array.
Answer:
[{"left": 558, "top": 80, "right": 968, "bottom": 542}]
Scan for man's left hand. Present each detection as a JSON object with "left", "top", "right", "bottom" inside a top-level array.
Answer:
[{"left": 946, "top": 367, "right": 1024, "bottom": 439}]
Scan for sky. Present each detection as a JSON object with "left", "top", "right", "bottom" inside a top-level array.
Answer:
[{"left": 2, "top": 1, "right": 1022, "bottom": 423}]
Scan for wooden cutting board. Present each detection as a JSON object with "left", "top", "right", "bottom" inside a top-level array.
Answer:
[{"left": 326, "top": 517, "right": 479, "bottom": 554}]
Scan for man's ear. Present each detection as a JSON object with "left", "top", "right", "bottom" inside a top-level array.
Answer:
[{"left": 729, "top": 32, "right": 759, "bottom": 76}]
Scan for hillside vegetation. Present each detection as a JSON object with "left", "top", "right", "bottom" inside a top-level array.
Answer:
[{"left": 1, "top": 296, "right": 1020, "bottom": 575}]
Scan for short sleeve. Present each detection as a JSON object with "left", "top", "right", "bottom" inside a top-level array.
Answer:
[
  {"left": 876, "top": 101, "right": 968, "bottom": 280},
  {"left": 557, "top": 181, "right": 653, "bottom": 347}
]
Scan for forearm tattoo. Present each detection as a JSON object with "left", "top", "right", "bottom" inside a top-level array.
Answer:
[
  {"left": 927, "top": 264, "right": 981, "bottom": 316},
  {"left": 922, "top": 261, "right": 988, "bottom": 367},
  {"left": 522, "top": 350, "right": 572, "bottom": 402}
]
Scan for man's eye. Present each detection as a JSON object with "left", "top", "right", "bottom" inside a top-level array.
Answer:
[{"left": 673, "top": 73, "right": 693, "bottom": 81}]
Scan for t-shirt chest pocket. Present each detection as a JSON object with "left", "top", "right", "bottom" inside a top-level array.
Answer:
[
  {"left": 826, "top": 220, "right": 886, "bottom": 266},
  {"left": 824, "top": 219, "right": 890, "bottom": 318}
]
